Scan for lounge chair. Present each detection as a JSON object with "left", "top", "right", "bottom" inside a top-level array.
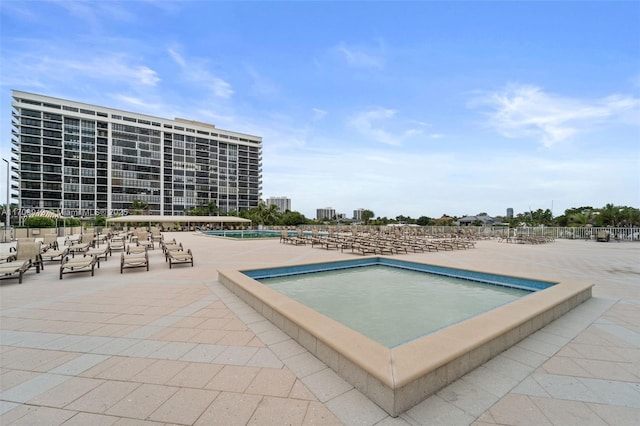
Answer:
[
  {"left": 41, "top": 247, "right": 69, "bottom": 263},
  {"left": 14, "top": 240, "right": 44, "bottom": 273},
  {"left": 42, "top": 234, "right": 59, "bottom": 250},
  {"left": 0, "top": 259, "right": 32, "bottom": 284},
  {"left": 134, "top": 230, "right": 154, "bottom": 250},
  {"left": 121, "top": 250, "right": 149, "bottom": 273},
  {"left": 166, "top": 248, "right": 194, "bottom": 268},
  {"left": 60, "top": 254, "right": 97, "bottom": 279},
  {"left": 85, "top": 243, "right": 111, "bottom": 267},
  {"left": 68, "top": 234, "right": 93, "bottom": 256},
  {"left": 109, "top": 238, "right": 126, "bottom": 253}
]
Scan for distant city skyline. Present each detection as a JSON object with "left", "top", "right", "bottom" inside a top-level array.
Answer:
[{"left": 1, "top": 1, "right": 638, "bottom": 219}]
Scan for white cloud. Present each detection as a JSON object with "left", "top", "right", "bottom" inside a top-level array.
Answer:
[
  {"left": 471, "top": 84, "right": 640, "bottom": 147},
  {"left": 334, "top": 41, "right": 385, "bottom": 68},
  {"left": 347, "top": 107, "right": 429, "bottom": 146},
  {"left": 312, "top": 108, "right": 327, "bottom": 121},
  {"left": 167, "top": 47, "right": 233, "bottom": 99}
]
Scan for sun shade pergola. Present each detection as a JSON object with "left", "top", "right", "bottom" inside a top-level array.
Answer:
[{"left": 105, "top": 215, "right": 251, "bottom": 226}]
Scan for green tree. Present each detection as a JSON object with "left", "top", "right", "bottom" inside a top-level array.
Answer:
[
  {"left": 361, "top": 209, "right": 375, "bottom": 225},
  {"left": 280, "top": 211, "right": 308, "bottom": 226},
  {"left": 130, "top": 199, "right": 149, "bottom": 215}
]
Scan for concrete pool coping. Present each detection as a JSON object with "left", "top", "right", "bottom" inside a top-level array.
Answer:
[{"left": 218, "top": 258, "right": 593, "bottom": 416}]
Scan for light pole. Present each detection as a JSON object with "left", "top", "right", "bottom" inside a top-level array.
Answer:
[{"left": 2, "top": 158, "right": 9, "bottom": 243}]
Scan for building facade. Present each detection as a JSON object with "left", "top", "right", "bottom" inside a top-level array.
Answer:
[
  {"left": 10, "top": 90, "right": 262, "bottom": 220},
  {"left": 316, "top": 207, "right": 336, "bottom": 220},
  {"left": 265, "top": 196, "right": 291, "bottom": 213}
]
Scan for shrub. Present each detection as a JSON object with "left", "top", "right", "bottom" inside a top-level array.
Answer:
[{"left": 24, "top": 216, "right": 55, "bottom": 228}]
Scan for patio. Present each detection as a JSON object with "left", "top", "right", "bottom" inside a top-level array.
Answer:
[{"left": 1, "top": 233, "right": 638, "bottom": 425}]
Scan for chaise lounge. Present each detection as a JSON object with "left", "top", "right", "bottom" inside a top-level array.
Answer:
[{"left": 60, "top": 254, "right": 97, "bottom": 279}]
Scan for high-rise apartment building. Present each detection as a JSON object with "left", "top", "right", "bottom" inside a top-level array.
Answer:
[
  {"left": 10, "top": 90, "right": 262, "bottom": 219},
  {"left": 316, "top": 207, "right": 335, "bottom": 220},
  {"left": 265, "top": 196, "right": 291, "bottom": 213}
]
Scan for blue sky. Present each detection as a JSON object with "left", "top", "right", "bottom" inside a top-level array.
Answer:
[{"left": 1, "top": 0, "right": 638, "bottom": 219}]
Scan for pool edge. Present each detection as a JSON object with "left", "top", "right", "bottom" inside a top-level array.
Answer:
[{"left": 217, "top": 263, "right": 593, "bottom": 417}]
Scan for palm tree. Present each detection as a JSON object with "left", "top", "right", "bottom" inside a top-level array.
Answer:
[{"left": 130, "top": 199, "right": 149, "bottom": 215}]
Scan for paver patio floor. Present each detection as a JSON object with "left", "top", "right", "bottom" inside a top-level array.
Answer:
[{"left": 1, "top": 232, "right": 638, "bottom": 425}]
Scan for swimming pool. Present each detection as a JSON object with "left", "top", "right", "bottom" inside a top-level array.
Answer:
[
  {"left": 258, "top": 265, "right": 533, "bottom": 347},
  {"left": 202, "top": 229, "right": 283, "bottom": 239},
  {"left": 218, "top": 257, "right": 592, "bottom": 416}
]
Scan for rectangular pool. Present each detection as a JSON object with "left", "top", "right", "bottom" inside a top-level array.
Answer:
[{"left": 219, "top": 257, "right": 592, "bottom": 416}]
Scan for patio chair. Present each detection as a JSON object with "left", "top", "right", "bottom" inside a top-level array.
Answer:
[
  {"left": 134, "top": 230, "right": 154, "bottom": 250},
  {"left": 42, "top": 234, "right": 59, "bottom": 250},
  {"left": 121, "top": 250, "right": 149, "bottom": 273},
  {"left": 167, "top": 248, "right": 194, "bottom": 268},
  {"left": 0, "top": 258, "right": 32, "bottom": 284},
  {"left": 69, "top": 233, "right": 94, "bottom": 256},
  {"left": 85, "top": 243, "right": 111, "bottom": 267},
  {"left": 15, "top": 240, "right": 44, "bottom": 273},
  {"left": 60, "top": 254, "right": 97, "bottom": 279},
  {"left": 109, "top": 238, "right": 126, "bottom": 253},
  {"left": 41, "top": 247, "right": 69, "bottom": 263}
]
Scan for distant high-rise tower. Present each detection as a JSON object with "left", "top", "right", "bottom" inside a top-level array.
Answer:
[
  {"left": 353, "top": 208, "right": 364, "bottom": 221},
  {"left": 506, "top": 208, "right": 514, "bottom": 218},
  {"left": 316, "top": 207, "right": 336, "bottom": 220},
  {"left": 266, "top": 196, "right": 291, "bottom": 213}
]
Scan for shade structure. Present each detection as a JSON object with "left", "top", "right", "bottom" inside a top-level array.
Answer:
[
  {"left": 27, "top": 210, "right": 65, "bottom": 219},
  {"left": 105, "top": 215, "right": 251, "bottom": 225}
]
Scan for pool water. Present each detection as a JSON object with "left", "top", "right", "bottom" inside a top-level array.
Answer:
[{"left": 260, "top": 265, "right": 530, "bottom": 347}]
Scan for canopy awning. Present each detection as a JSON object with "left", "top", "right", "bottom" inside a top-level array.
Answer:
[{"left": 105, "top": 215, "right": 251, "bottom": 224}]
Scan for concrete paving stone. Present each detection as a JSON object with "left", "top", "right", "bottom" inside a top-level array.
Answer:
[
  {"left": 573, "top": 357, "right": 639, "bottom": 381},
  {"left": 151, "top": 326, "right": 202, "bottom": 342},
  {"left": 147, "top": 341, "right": 198, "bottom": 360},
  {"left": 194, "top": 391, "right": 262, "bottom": 426},
  {"left": 179, "top": 343, "right": 226, "bottom": 363},
  {"left": 532, "top": 372, "right": 605, "bottom": 403},
  {"left": 0, "top": 401, "right": 19, "bottom": 417},
  {"left": 245, "top": 367, "right": 297, "bottom": 397},
  {"left": 122, "top": 325, "right": 167, "bottom": 340},
  {"left": 256, "top": 328, "right": 292, "bottom": 345},
  {"left": 300, "top": 367, "right": 353, "bottom": 403},
  {"left": 437, "top": 377, "right": 503, "bottom": 417},
  {"left": 302, "top": 400, "right": 343, "bottom": 425},
  {"left": 26, "top": 376, "right": 104, "bottom": 408},
  {"left": 111, "top": 416, "right": 166, "bottom": 425},
  {"left": 245, "top": 347, "right": 285, "bottom": 369},
  {"left": 288, "top": 379, "right": 318, "bottom": 401},
  {"left": 0, "top": 404, "right": 76, "bottom": 425},
  {"left": 204, "top": 365, "right": 261, "bottom": 393},
  {"left": 61, "top": 335, "right": 116, "bottom": 353},
  {"left": 105, "top": 383, "right": 177, "bottom": 419},
  {"left": 248, "top": 395, "right": 309, "bottom": 426},
  {"left": 86, "top": 356, "right": 156, "bottom": 381},
  {"left": 117, "top": 340, "right": 169, "bottom": 358},
  {"left": 511, "top": 376, "right": 553, "bottom": 398},
  {"left": 189, "top": 328, "right": 228, "bottom": 344},
  {"left": 63, "top": 412, "right": 120, "bottom": 426},
  {"left": 269, "top": 338, "right": 308, "bottom": 360},
  {"left": 530, "top": 395, "right": 608, "bottom": 425},
  {"left": 587, "top": 401, "right": 640, "bottom": 425},
  {"left": 130, "top": 359, "right": 189, "bottom": 385},
  {"left": 325, "top": 388, "right": 389, "bottom": 426},
  {"left": 594, "top": 323, "right": 640, "bottom": 348},
  {"left": 482, "top": 393, "right": 553, "bottom": 426},
  {"left": 538, "top": 355, "right": 594, "bottom": 377},
  {"left": 579, "top": 376, "right": 640, "bottom": 408},
  {"left": 49, "top": 353, "right": 110, "bottom": 376},
  {"left": 247, "top": 319, "right": 280, "bottom": 334},
  {"left": 147, "top": 387, "right": 220, "bottom": 424},
  {"left": 61, "top": 380, "right": 142, "bottom": 414},
  {"left": 501, "top": 344, "right": 551, "bottom": 369},
  {"left": 91, "top": 337, "right": 140, "bottom": 355},
  {"left": 0, "top": 372, "right": 69, "bottom": 403},
  {"left": 212, "top": 344, "right": 259, "bottom": 365},
  {"left": 165, "top": 362, "right": 224, "bottom": 389},
  {"left": 283, "top": 352, "right": 328, "bottom": 378},
  {"left": 0, "top": 369, "right": 39, "bottom": 393},
  {"left": 404, "top": 394, "right": 477, "bottom": 426}
]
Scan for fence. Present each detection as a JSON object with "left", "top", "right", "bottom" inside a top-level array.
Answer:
[{"left": 291, "top": 225, "right": 640, "bottom": 241}]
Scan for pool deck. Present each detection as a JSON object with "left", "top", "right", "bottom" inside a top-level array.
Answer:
[{"left": 1, "top": 234, "right": 639, "bottom": 425}]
